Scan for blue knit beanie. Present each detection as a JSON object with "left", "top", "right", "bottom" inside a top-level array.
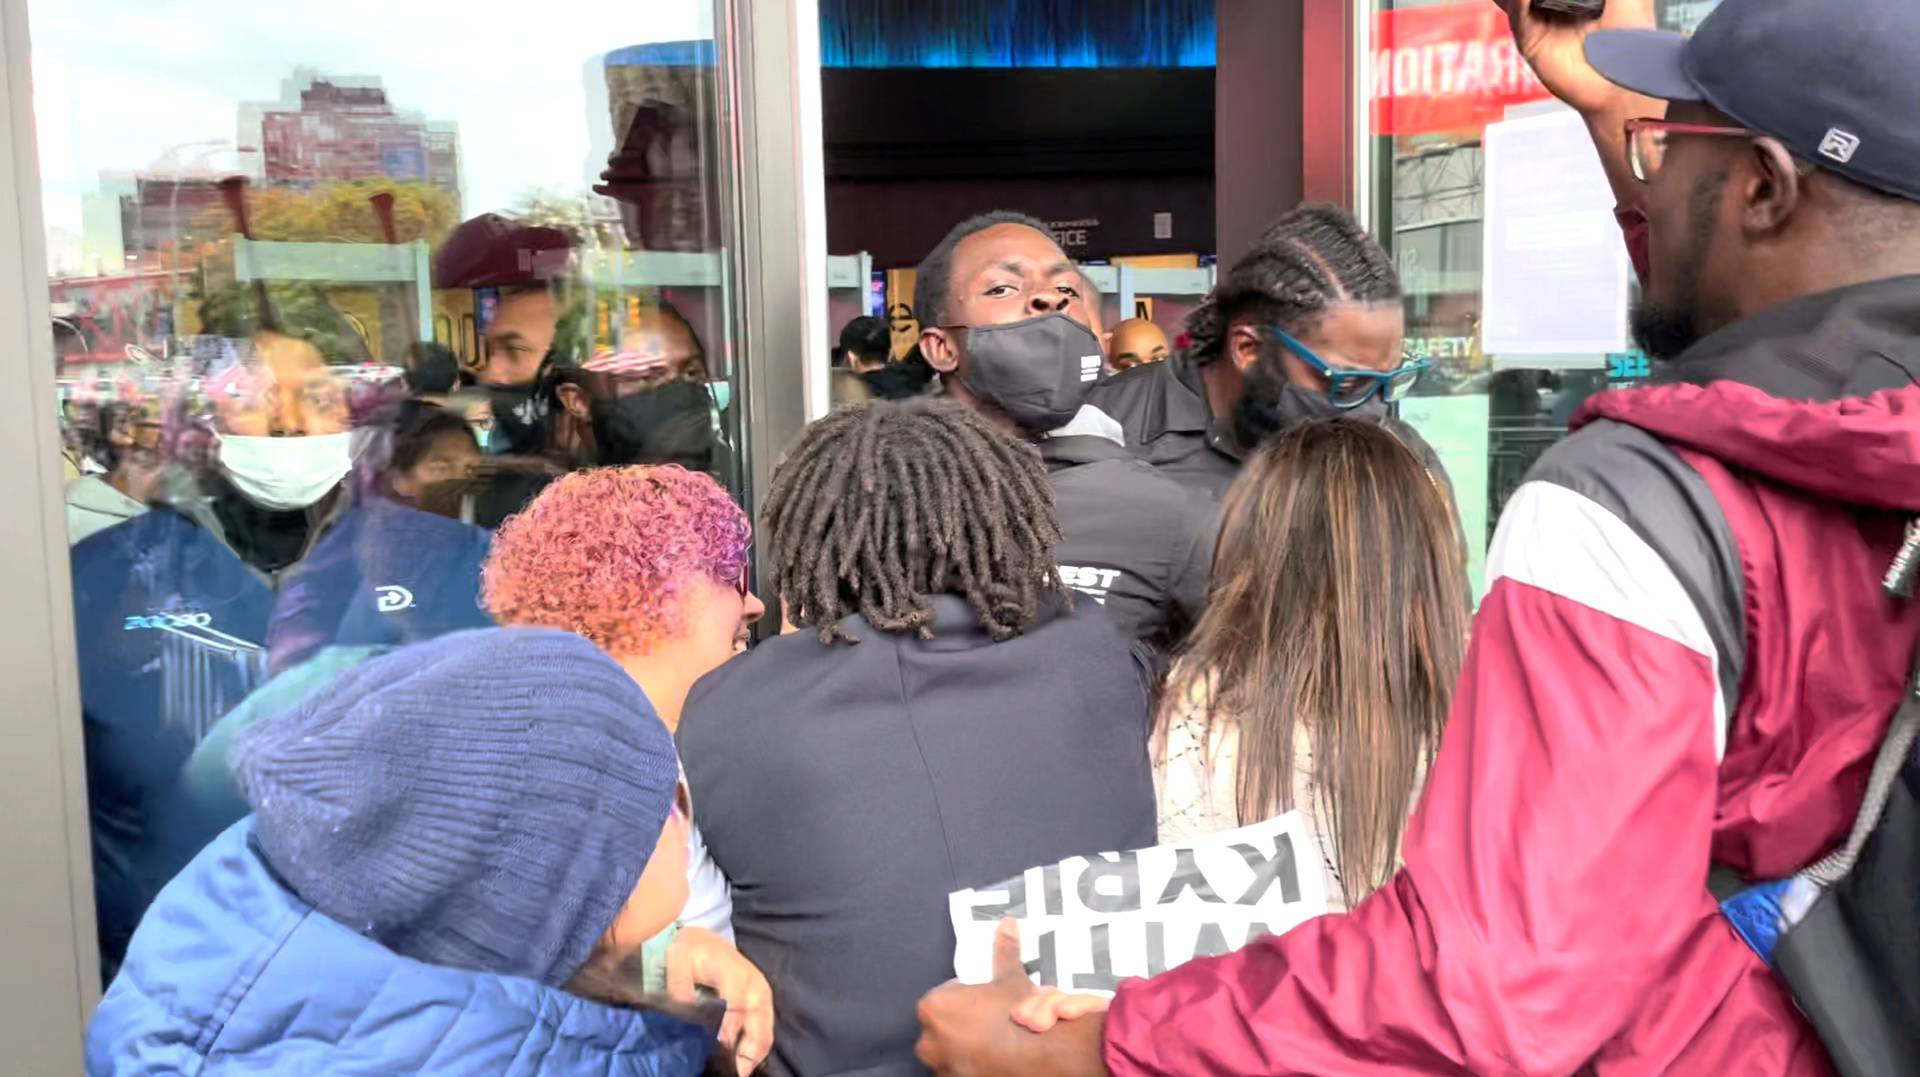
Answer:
[{"left": 231, "top": 626, "right": 680, "bottom": 987}]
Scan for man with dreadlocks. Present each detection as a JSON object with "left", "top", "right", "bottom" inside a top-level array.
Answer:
[
  {"left": 676, "top": 398, "right": 1156, "bottom": 1077},
  {"left": 1084, "top": 203, "right": 1443, "bottom": 501},
  {"left": 913, "top": 210, "right": 1217, "bottom": 659}
]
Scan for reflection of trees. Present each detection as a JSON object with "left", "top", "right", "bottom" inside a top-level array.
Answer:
[
  {"left": 509, "top": 187, "right": 595, "bottom": 233},
  {"left": 198, "top": 282, "right": 372, "bottom": 366},
  {"left": 195, "top": 180, "right": 459, "bottom": 248}
]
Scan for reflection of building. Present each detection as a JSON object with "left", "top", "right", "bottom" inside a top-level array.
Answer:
[
  {"left": 598, "top": 43, "right": 723, "bottom": 252},
  {"left": 49, "top": 269, "right": 177, "bottom": 373},
  {"left": 126, "top": 177, "right": 228, "bottom": 266},
  {"left": 248, "top": 72, "right": 460, "bottom": 196}
]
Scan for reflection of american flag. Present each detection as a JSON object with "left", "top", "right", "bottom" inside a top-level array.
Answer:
[
  {"left": 583, "top": 349, "right": 672, "bottom": 377},
  {"left": 159, "top": 622, "right": 267, "bottom": 745}
]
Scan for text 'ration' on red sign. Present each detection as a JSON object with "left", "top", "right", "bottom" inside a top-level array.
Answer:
[{"left": 1372, "top": 1, "right": 1553, "bottom": 137}]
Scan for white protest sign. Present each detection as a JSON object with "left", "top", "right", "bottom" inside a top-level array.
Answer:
[{"left": 948, "top": 813, "right": 1328, "bottom": 992}]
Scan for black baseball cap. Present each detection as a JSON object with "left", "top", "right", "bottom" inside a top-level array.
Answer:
[{"left": 1585, "top": 0, "right": 1920, "bottom": 203}]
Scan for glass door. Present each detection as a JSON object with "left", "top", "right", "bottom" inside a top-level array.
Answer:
[
  {"left": 1357, "top": 0, "right": 1722, "bottom": 593},
  {"left": 22, "top": 0, "right": 764, "bottom": 990}
]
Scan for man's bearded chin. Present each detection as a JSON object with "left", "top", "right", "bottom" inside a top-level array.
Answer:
[{"left": 1630, "top": 300, "right": 1704, "bottom": 363}]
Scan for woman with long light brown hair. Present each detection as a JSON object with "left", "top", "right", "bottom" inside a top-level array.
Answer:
[{"left": 1157, "top": 417, "right": 1470, "bottom": 911}]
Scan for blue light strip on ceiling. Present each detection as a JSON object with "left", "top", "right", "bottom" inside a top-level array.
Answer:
[
  {"left": 603, "top": 0, "right": 1217, "bottom": 71},
  {"left": 820, "top": 0, "right": 1216, "bottom": 68}
]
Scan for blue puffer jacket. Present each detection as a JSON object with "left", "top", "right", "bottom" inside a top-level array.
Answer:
[{"left": 88, "top": 819, "right": 717, "bottom": 1076}]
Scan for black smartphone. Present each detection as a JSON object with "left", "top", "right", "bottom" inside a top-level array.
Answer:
[{"left": 1535, "top": 0, "right": 1605, "bottom": 16}]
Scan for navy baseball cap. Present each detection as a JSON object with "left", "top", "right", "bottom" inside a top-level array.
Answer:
[{"left": 1585, "top": 0, "right": 1920, "bottom": 204}]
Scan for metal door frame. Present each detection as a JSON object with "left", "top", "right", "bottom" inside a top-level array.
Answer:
[{"left": 0, "top": 0, "right": 104, "bottom": 1070}]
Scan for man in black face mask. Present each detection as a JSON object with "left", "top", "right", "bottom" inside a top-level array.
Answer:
[
  {"left": 1084, "top": 204, "right": 1445, "bottom": 502},
  {"left": 917, "top": 211, "right": 1215, "bottom": 657},
  {"left": 434, "top": 213, "right": 579, "bottom": 455},
  {"left": 552, "top": 302, "right": 718, "bottom": 474}
]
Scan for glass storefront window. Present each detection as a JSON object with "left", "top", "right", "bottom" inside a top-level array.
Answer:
[
  {"left": 28, "top": 0, "right": 751, "bottom": 982},
  {"left": 1365, "top": 0, "right": 1721, "bottom": 593}
]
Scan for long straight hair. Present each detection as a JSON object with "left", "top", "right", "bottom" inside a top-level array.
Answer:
[{"left": 1167, "top": 419, "right": 1469, "bottom": 903}]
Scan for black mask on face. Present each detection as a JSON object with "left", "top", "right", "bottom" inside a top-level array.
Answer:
[
  {"left": 1230, "top": 344, "right": 1386, "bottom": 451},
  {"left": 958, "top": 313, "right": 1105, "bottom": 433},
  {"left": 589, "top": 379, "right": 715, "bottom": 471},
  {"left": 485, "top": 382, "right": 548, "bottom": 455}
]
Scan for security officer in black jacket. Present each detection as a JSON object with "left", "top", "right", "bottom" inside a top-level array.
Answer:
[
  {"left": 1084, "top": 203, "right": 1451, "bottom": 502},
  {"left": 915, "top": 211, "right": 1217, "bottom": 656}
]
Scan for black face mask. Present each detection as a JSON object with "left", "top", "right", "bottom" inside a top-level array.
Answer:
[
  {"left": 1231, "top": 349, "right": 1387, "bottom": 451},
  {"left": 958, "top": 313, "right": 1105, "bottom": 433},
  {"left": 589, "top": 379, "right": 715, "bottom": 471},
  {"left": 485, "top": 382, "right": 548, "bottom": 455}
]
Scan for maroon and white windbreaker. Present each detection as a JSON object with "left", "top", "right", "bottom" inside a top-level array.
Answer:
[{"left": 1102, "top": 276, "right": 1920, "bottom": 1075}]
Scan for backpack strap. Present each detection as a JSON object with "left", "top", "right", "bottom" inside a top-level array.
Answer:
[
  {"left": 1802, "top": 666, "right": 1920, "bottom": 885},
  {"left": 1803, "top": 519, "right": 1920, "bottom": 886}
]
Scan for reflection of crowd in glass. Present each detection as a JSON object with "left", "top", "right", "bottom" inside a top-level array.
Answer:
[{"left": 74, "top": 1, "right": 1920, "bottom": 1074}]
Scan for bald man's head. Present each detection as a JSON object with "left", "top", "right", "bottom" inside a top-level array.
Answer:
[{"left": 1109, "top": 318, "right": 1170, "bottom": 371}]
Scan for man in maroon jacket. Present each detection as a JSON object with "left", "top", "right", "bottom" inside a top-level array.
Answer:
[{"left": 915, "top": 0, "right": 1920, "bottom": 1073}]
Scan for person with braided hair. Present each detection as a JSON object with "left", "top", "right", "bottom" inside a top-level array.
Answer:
[
  {"left": 1084, "top": 202, "right": 1444, "bottom": 501},
  {"left": 676, "top": 397, "right": 1156, "bottom": 1077}
]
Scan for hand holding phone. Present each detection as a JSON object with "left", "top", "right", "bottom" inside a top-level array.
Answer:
[{"left": 1494, "top": 0, "right": 1655, "bottom": 115}]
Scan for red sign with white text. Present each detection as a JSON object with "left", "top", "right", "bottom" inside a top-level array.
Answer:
[{"left": 1372, "top": 2, "right": 1552, "bottom": 137}]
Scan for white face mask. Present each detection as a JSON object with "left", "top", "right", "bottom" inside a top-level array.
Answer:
[{"left": 216, "top": 433, "right": 353, "bottom": 511}]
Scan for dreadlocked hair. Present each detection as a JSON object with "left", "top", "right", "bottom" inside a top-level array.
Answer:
[
  {"left": 762, "top": 397, "right": 1069, "bottom": 645},
  {"left": 1186, "top": 203, "right": 1400, "bottom": 366}
]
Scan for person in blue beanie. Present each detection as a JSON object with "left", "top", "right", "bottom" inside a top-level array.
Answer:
[{"left": 85, "top": 627, "right": 726, "bottom": 1077}]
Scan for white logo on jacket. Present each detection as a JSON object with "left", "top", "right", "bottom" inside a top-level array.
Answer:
[
  {"left": 1059, "top": 565, "right": 1124, "bottom": 604},
  {"left": 375, "top": 585, "right": 416, "bottom": 613}
]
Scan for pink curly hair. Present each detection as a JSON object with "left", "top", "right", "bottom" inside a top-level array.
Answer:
[{"left": 483, "top": 465, "right": 750, "bottom": 657}]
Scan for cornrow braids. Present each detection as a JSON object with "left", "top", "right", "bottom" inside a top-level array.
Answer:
[
  {"left": 1186, "top": 203, "right": 1400, "bottom": 366},
  {"left": 762, "top": 398, "right": 1069, "bottom": 645}
]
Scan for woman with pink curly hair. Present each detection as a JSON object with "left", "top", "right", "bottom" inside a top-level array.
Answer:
[
  {"left": 482, "top": 464, "right": 771, "bottom": 1073},
  {"left": 483, "top": 464, "right": 763, "bottom": 702}
]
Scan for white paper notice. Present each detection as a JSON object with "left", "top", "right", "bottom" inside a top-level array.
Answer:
[
  {"left": 947, "top": 813, "right": 1328, "bottom": 992},
  {"left": 1481, "top": 106, "right": 1632, "bottom": 356}
]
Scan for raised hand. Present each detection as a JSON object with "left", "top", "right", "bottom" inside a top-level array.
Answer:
[
  {"left": 1492, "top": 0, "right": 1659, "bottom": 115},
  {"left": 1491, "top": 0, "right": 1665, "bottom": 205}
]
